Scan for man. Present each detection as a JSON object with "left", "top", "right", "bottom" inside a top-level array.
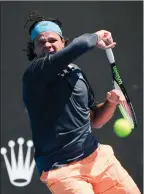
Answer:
[{"left": 23, "top": 13, "right": 141, "bottom": 194}]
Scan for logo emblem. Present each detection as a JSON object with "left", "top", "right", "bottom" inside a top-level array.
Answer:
[{"left": 1, "top": 137, "right": 35, "bottom": 187}]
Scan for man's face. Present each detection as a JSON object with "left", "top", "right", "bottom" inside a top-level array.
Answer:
[{"left": 34, "top": 31, "right": 65, "bottom": 57}]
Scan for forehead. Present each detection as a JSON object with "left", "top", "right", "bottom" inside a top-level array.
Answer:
[{"left": 35, "top": 31, "right": 60, "bottom": 41}]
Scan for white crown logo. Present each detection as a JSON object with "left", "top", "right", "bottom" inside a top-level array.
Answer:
[{"left": 1, "top": 137, "right": 35, "bottom": 187}]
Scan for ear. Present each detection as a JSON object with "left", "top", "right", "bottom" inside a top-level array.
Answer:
[{"left": 61, "top": 38, "right": 65, "bottom": 48}]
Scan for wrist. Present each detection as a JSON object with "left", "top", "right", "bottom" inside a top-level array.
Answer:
[
  {"left": 95, "top": 32, "right": 102, "bottom": 42},
  {"left": 105, "top": 100, "right": 117, "bottom": 108}
]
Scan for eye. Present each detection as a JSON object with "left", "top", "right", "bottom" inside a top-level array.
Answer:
[
  {"left": 38, "top": 40, "right": 45, "bottom": 46},
  {"left": 35, "top": 39, "right": 46, "bottom": 47},
  {"left": 48, "top": 38, "right": 57, "bottom": 43}
]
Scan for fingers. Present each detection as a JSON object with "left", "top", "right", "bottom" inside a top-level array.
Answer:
[
  {"left": 106, "top": 92, "right": 112, "bottom": 100},
  {"left": 105, "top": 42, "right": 116, "bottom": 49},
  {"left": 95, "top": 30, "right": 111, "bottom": 41},
  {"left": 95, "top": 30, "right": 116, "bottom": 49},
  {"left": 103, "top": 32, "right": 116, "bottom": 48},
  {"left": 96, "top": 41, "right": 116, "bottom": 49},
  {"left": 96, "top": 40, "right": 107, "bottom": 49},
  {"left": 106, "top": 89, "right": 126, "bottom": 104},
  {"left": 103, "top": 33, "right": 113, "bottom": 42}
]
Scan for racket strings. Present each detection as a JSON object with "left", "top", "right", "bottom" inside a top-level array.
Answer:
[
  {"left": 121, "top": 101, "right": 132, "bottom": 117},
  {"left": 114, "top": 81, "right": 134, "bottom": 128},
  {"left": 120, "top": 103, "right": 133, "bottom": 122}
]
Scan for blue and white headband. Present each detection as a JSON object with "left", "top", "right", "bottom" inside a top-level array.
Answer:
[{"left": 31, "top": 21, "right": 63, "bottom": 41}]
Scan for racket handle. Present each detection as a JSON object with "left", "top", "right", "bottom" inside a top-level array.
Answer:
[{"left": 106, "top": 48, "right": 115, "bottom": 64}]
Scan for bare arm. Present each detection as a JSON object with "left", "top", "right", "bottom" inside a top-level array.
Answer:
[
  {"left": 90, "top": 89, "right": 125, "bottom": 128},
  {"left": 90, "top": 101, "right": 117, "bottom": 128}
]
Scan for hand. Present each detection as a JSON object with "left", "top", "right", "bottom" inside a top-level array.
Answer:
[
  {"left": 95, "top": 30, "right": 116, "bottom": 49},
  {"left": 106, "top": 89, "right": 125, "bottom": 105}
]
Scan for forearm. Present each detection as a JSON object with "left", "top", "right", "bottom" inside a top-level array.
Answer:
[
  {"left": 49, "top": 33, "right": 98, "bottom": 66},
  {"left": 25, "top": 33, "right": 98, "bottom": 83},
  {"left": 40, "top": 33, "right": 98, "bottom": 81},
  {"left": 90, "top": 101, "right": 117, "bottom": 128}
]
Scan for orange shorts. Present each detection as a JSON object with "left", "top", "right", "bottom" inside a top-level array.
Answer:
[{"left": 40, "top": 144, "right": 141, "bottom": 194}]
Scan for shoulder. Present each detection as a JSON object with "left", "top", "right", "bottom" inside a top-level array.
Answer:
[
  {"left": 22, "top": 59, "right": 39, "bottom": 84},
  {"left": 22, "top": 55, "right": 50, "bottom": 80},
  {"left": 22, "top": 60, "right": 36, "bottom": 80}
]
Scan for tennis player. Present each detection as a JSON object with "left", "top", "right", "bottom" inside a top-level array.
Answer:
[{"left": 22, "top": 12, "right": 141, "bottom": 194}]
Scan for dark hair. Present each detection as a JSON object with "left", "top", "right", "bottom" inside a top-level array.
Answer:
[{"left": 23, "top": 11, "right": 70, "bottom": 61}]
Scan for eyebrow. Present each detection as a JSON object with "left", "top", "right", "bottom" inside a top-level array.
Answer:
[
  {"left": 39, "top": 35, "right": 58, "bottom": 40},
  {"left": 38, "top": 37, "right": 46, "bottom": 41}
]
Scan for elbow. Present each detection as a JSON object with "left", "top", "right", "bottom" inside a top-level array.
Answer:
[{"left": 91, "top": 121, "right": 104, "bottom": 129}]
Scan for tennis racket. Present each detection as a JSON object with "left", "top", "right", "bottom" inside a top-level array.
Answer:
[{"left": 105, "top": 48, "right": 137, "bottom": 129}]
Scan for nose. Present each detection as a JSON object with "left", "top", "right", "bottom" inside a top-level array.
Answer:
[{"left": 44, "top": 41, "right": 51, "bottom": 48}]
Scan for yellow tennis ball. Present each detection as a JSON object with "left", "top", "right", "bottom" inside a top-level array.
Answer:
[{"left": 113, "top": 118, "right": 132, "bottom": 137}]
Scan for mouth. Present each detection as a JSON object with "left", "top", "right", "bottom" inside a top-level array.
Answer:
[
  {"left": 43, "top": 49, "right": 55, "bottom": 54},
  {"left": 49, "top": 51, "right": 56, "bottom": 54}
]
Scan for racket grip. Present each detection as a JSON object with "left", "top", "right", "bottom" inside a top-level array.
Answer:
[{"left": 106, "top": 48, "right": 115, "bottom": 64}]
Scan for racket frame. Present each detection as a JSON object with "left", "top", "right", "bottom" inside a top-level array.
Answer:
[{"left": 106, "top": 49, "right": 137, "bottom": 129}]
